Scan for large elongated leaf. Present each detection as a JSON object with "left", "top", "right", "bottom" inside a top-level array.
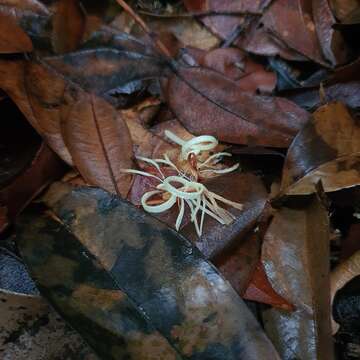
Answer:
[
  {"left": 20, "top": 184, "right": 281, "bottom": 359},
  {"left": 280, "top": 102, "right": 360, "bottom": 195},
  {"left": 64, "top": 95, "right": 134, "bottom": 197},
  {"left": 262, "top": 196, "right": 334, "bottom": 360},
  {"left": 166, "top": 66, "right": 309, "bottom": 148}
]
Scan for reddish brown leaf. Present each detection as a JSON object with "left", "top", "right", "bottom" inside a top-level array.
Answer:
[
  {"left": 0, "top": 13, "right": 32, "bottom": 53},
  {"left": 329, "top": 0, "right": 360, "bottom": 23},
  {"left": 243, "top": 261, "right": 294, "bottom": 311},
  {"left": 52, "top": 0, "right": 86, "bottom": 54},
  {"left": 187, "top": 47, "right": 277, "bottom": 93},
  {"left": 280, "top": 102, "right": 360, "bottom": 196},
  {"left": 235, "top": 19, "right": 308, "bottom": 61},
  {"left": 63, "top": 95, "right": 134, "bottom": 197},
  {"left": 0, "top": 143, "right": 66, "bottom": 226},
  {"left": 166, "top": 66, "right": 309, "bottom": 148},
  {"left": 313, "top": 0, "right": 349, "bottom": 66},
  {"left": 261, "top": 0, "right": 327, "bottom": 65},
  {"left": 214, "top": 232, "right": 261, "bottom": 294},
  {"left": 25, "top": 61, "right": 74, "bottom": 165}
]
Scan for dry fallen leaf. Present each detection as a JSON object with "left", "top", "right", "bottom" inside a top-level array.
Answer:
[
  {"left": 280, "top": 102, "right": 360, "bottom": 195},
  {"left": 166, "top": 66, "right": 309, "bottom": 148},
  {"left": 64, "top": 94, "right": 134, "bottom": 197}
]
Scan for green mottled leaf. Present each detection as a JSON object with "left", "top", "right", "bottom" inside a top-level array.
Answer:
[{"left": 17, "top": 185, "right": 280, "bottom": 360}]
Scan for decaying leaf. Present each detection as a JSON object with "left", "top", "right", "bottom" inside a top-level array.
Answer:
[
  {"left": 52, "top": 0, "right": 86, "bottom": 54},
  {"left": 0, "top": 13, "right": 33, "bottom": 53},
  {"left": 166, "top": 66, "right": 309, "bottom": 148},
  {"left": 280, "top": 102, "right": 360, "bottom": 195},
  {"left": 64, "top": 94, "right": 134, "bottom": 197},
  {"left": 262, "top": 196, "right": 334, "bottom": 360},
  {"left": 0, "top": 290, "right": 97, "bottom": 359},
  {"left": 18, "top": 185, "right": 281, "bottom": 359}
]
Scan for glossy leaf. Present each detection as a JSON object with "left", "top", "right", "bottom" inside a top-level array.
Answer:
[
  {"left": 18, "top": 185, "right": 280, "bottom": 359},
  {"left": 63, "top": 94, "right": 134, "bottom": 198},
  {"left": 262, "top": 196, "right": 334, "bottom": 360},
  {"left": 166, "top": 66, "right": 309, "bottom": 148},
  {"left": 280, "top": 102, "right": 360, "bottom": 195},
  {"left": 52, "top": 0, "right": 86, "bottom": 53},
  {"left": 0, "top": 13, "right": 33, "bottom": 53}
]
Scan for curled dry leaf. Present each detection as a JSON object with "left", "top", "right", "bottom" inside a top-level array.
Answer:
[
  {"left": 312, "top": 0, "right": 348, "bottom": 66},
  {"left": 20, "top": 184, "right": 280, "bottom": 360},
  {"left": 52, "top": 0, "right": 86, "bottom": 54},
  {"left": 64, "top": 94, "right": 134, "bottom": 197},
  {"left": 330, "top": 250, "right": 360, "bottom": 333},
  {"left": 329, "top": 0, "right": 360, "bottom": 23},
  {"left": 0, "top": 13, "right": 33, "bottom": 53},
  {"left": 262, "top": 196, "right": 334, "bottom": 360},
  {"left": 280, "top": 102, "right": 360, "bottom": 196},
  {"left": 166, "top": 66, "right": 309, "bottom": 148}
]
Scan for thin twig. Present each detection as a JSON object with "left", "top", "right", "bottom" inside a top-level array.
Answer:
[
  {"left": 138, "top": 10, "right": 262, "bottom": 18},
  {"left": 115, "top": 0, "right": 173, "bottom": 59}
]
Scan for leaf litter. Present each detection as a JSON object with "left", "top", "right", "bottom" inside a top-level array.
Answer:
[{"left": 0, "top": 0, "right": 360, "bottom": 358}]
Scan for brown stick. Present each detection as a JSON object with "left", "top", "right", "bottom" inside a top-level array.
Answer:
[{"left": 115, "top": 0, "right": 173, "bottom": 59}]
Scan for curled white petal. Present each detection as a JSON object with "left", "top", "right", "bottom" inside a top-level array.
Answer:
[{"left": 141, "top": 190, "right": 176, "bottom": 213}]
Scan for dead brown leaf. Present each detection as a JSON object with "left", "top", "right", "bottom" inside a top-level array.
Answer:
[{"left": 63, "top": 94, "right": 134, "bottom": 197}]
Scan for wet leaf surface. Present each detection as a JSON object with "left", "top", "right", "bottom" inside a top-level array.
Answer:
[
  {"left": 166, "top": 66, "right": 309, "bottom": 148},
  {"left": 262, "top": 195, "right": 334, "bottom": 359},
  {"left": 280, "top": 102, "right": 360, "bottom": 195},
  {"left": 18, "top": 185, "right": 280, "bottom": 359}
]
